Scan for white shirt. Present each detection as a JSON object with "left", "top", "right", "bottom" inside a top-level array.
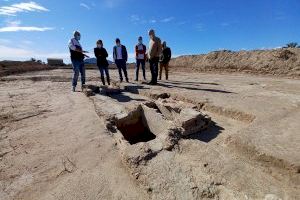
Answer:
[
  {"left": 116, "top": 46, "right": 123, "bottom": 60},
  {"left": 68, "top": 38, "right": 81, "bottom": 51},
  {"left": 136, "top": 44, "right": 145, "bottom": 60}
]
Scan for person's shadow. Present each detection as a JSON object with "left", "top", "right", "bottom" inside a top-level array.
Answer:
[
  {"left": 109, "top": 92, "right": 146, "bottom": 103},
  {"left": 157, "top": 82, "right": 234, "bottom": 94},
  {"left": 123, "top": 85, "right": 150, "bottom": 94}
]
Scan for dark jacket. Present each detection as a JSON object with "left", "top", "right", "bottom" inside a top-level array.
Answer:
[
  {"left": 113, "top": 45, "right": 128, "bottom": 61},
  {"left": 94, "top": 47, "right": 109, "bottom": 67},
  {"left": 69, "top": 38, "right": 85, "bottom": 61},
  {"left": 70, "top": 45, "right": 84, "bottom": 61},
  {"left": 160, "top": 47, "right": 172, "bottom": 64}
]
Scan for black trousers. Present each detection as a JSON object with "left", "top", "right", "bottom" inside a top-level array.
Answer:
[
  {"left": 149, "top": 57, "right": 159, "bottom": 84},
  {"left": 115, "top": 59, "right": 128, "bottom": 81},
  {"left": 97, "top": 65, "right": 110, "bottom": 85}
]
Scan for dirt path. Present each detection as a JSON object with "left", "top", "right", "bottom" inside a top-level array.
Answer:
[{"left": 0, "top": 69, "right": 299, "bottom": 199}]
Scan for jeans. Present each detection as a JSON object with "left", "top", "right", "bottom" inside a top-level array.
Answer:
[
  {"left": 135, "top": 59, "right": 146, "bottom": 80},
  {"left": 149, "top": 57, "right": 159, "bottom": 84},
  {"left": 71, "top": 59, "right": 85, "bottom": 87},
  {"left": 98, "top": 65, "right": 110, "bottom": 85},
  {"left": 159, "top": 62, "right": 169, "bottom": 80},
  {"left": 115, "top": 59, "right": 128, "bottom": 81}
]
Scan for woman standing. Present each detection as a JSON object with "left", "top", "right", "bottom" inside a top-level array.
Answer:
[{"left": 94, "top": 40, "right": 110, "bottom": 85}]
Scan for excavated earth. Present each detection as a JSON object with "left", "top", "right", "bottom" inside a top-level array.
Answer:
[{"left": 0, "top": 68, "right": 299, "bottom": 200}]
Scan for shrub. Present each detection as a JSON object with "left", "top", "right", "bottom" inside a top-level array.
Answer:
[{"left": 285, "top": 42, "right": 298, "bottom": 48}]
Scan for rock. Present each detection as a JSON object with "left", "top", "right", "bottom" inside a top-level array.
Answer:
[
  {"left": 155, "top": 98, "right": 196, "bottom": 120},
  {"left": 155, "top": 98, "right": 181, "bottom": 120},
  {"left": 83, "top": 88, "right": 94, "bottom": 97},
  {"left": 149, "top": 92, "right": 170, "bottom": 100},
  {"left": 175, "top": 108, "right": 211, "bottom": 136},
  {"left": 141, "top": 105, "right": 172, "bottom": 136},
  {"left": 264, "top": 194, "right": 282, "bottom": 200}
]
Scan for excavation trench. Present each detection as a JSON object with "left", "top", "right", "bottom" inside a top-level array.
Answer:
[
  {"left": 112, "top": 100, "right": 211, "bottom": 148},
  {"left": 86, "top": 84, "right": 212, "bottom": 147},
  {"left": 115, "top": 107, "right": 156, "bottom": 145}
]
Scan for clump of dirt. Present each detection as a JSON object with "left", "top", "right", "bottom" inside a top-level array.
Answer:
[
  {"left": 170, "top": 48, "right": 300, "bottom": 78},
  {"left": 275, "top": 49, "right": 295, "bottom": 60}
]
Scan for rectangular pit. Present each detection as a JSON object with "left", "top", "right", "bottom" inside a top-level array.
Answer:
[
  {"left": 114, "top": 101, "right": 211, "bottom": 147},
  {"left": 116, "top": 107, "right": 156, "bottom": 145}
]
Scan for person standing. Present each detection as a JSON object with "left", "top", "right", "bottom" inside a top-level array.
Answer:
[
  {"left": 113, "top": 38, "right": 129, "bottom": 82},
  {"left": 148, "top": 29, "right": 162, "bottom": 85},
  {"left": 94, "top": 40, "right": 110, "bottom": 85},
  {"left": 159, "top": 41, "right": 172, "bottom": 80},
  {"left": 135, "top": 36, "right": 147, "bottom": 81},
  {"left": 68, "top": 31, "right": 89, "bottom": 92}
]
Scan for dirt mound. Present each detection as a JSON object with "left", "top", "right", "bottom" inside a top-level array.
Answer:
[
  {"left": 0, "top": 61, "right": 53, "bottom": 77},
  {"left": 170, "top": 48, "right": 300, "bottom": 78}
]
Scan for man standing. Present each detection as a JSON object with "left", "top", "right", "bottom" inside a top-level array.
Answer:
[
  {"left": 68, "top": 31, "right": 89, "bottom": 92},
  {"left": 159, "top": 41, "right": 172, "bottom": 80},
  {"left": 135, "top": 36, "right": 147, "bottom": 81},
  {"left": 113, "top": 38, "right": 129, "bottom": 82},
  {"left": 148, "top": 29, "right": 162, "bottom": 85}
]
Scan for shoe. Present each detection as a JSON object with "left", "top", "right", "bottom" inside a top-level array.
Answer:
[
  {"left": 81, "top": 85, "right": 86, "bottom": 91},
  {"left": 72, "top": 87, "right": 76, "bottom": 92},
  {"left": 150, "top": 81, "right": 157, "bottom": 85}
]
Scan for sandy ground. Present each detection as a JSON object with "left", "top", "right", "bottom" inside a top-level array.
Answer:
[
  {"left": 0, "top": 68, "right": 299, "bottom": 200},
  {"left": 170, "top": 48, "right": 300, "bottom": 78}
]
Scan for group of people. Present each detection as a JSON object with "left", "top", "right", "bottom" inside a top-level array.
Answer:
[{"left": 68, "top": 29, "right": 172, "bottom": 92}]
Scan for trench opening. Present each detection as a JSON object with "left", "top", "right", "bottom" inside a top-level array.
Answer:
[{"left": 116, "top": 107, "right": 156, "bottom": 145}]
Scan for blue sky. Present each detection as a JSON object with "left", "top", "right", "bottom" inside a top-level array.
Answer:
[{"left": 0, "top": 0, "right": 299, "bottom": 63}]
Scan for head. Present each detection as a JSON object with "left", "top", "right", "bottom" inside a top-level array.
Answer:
[
  {"left": 115, "top": 38, "right": 121, "bottom": 46},
  {"left": 138, "top": 36, "right": 143, "bottom": 44},
  {"left": 73, "top": 31, "right": 81, "bottom": 41},
  {"left": 148, "top": 29, "right": 155, "bottom": 39},
  {"left": 96, "top": 40, "right": 103, "bottom": 48},
  {"left": 162, "top": 41, "right": 167, "bottom": 49}
]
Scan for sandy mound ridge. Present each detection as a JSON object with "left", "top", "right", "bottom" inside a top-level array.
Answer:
[
  {"left": 0, "top": 61, "right": 51, "bottom": 77},
  {"left": 170, "top": 48, "right": 300, "bottom": 78}
]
